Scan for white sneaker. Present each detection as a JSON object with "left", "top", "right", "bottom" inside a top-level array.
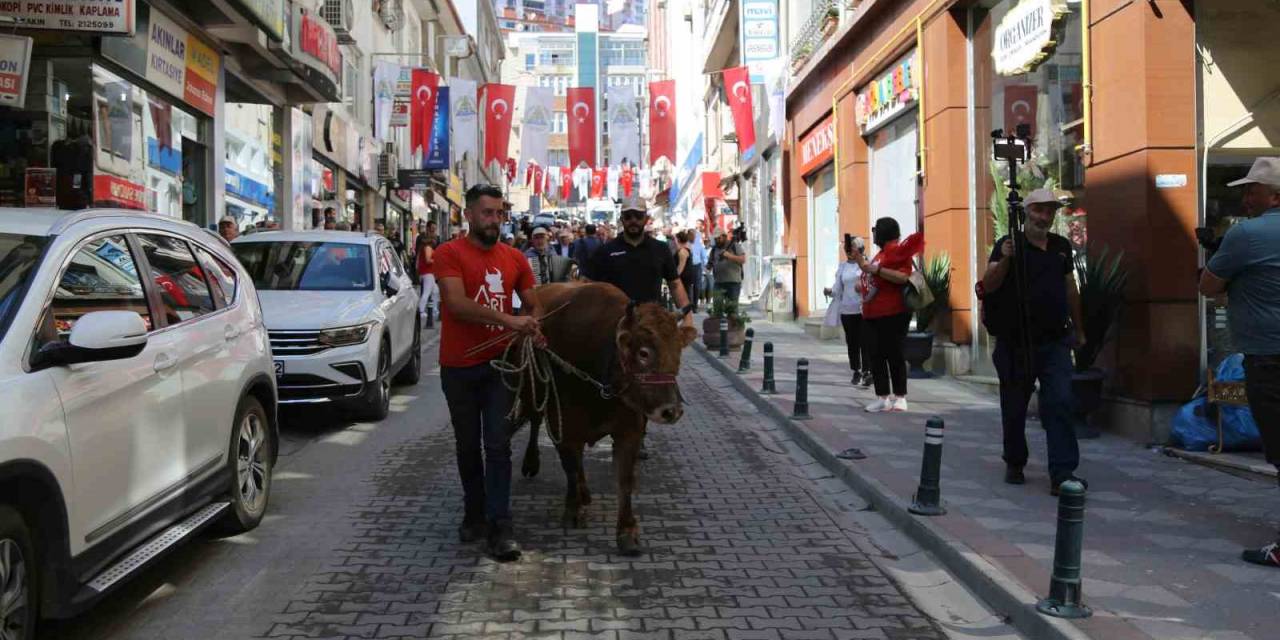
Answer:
[
  {"left": 890, "top": 397, "right": 909, "bottom": 412},
  {"left": 865, "top": 397, "right": 892, "bottom": 413}
]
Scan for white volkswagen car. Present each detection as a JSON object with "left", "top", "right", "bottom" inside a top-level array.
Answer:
[
  {"left": 0, "top": 210, "right": 277, "bottom": 639},
  {"left": 231, "top": 230, "right": 421, "bottom": 420}
]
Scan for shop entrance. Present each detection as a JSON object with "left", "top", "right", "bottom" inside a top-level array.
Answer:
[
  {"left": 868, "top": 111, "right": 920, "bottom": 240},
  {"left": 807, "top": 166, "right": 837, "bottom": 314}
]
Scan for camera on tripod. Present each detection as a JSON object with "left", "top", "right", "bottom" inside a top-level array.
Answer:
[{"left": 992, "top": 124, "right": 1033, "bottom": 163}]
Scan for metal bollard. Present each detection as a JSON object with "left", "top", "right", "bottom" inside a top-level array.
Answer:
[
  {"left": 792, "top": 359, "right": 811, "bottom": 420},
  {"left": 737, "top": 328, "right": 754, "bottom": 372},
  {"left": 1036, "top": 480, "right": 1092, "bottom": 619},
  {"left": 718, "top": 317, "right": 730, "bottom": 357},
  {"left": 761, "top": 342, "right": 777, "bottom": 394},
  {"left": 908, "top": 417, "right": 947, "bottom": 515}
]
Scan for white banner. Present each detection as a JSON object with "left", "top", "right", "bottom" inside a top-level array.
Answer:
[
  {"left": 606, "top": 84, "right": 639, "bottom": 167},
  {"left": 0, "top": 35, "right": 32, "bottom": 109},
  {"left": 519, "top": 86, "right": 553, "bottom": 173},
  {"left": 7, "top": 0, "right": 135, "bottom": 34},
  {"left": 372, "top": 60, "right": 399, "bottom": 141},
  {"left": 449, "top": 77, "right": 478, "bottom": 174}
]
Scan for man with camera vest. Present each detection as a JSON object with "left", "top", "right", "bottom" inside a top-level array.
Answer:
[{"left": 981, "top": 188, "right": 1086, "bottom": 496}]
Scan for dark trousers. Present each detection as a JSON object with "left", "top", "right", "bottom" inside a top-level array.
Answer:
[
  {"left": 689, "top": 265, "right": 703, "bottom": 311},
  {"left": 715, "top": 281, "right": 742, "bottom": 304},
  {"left": 993, "top": 338, "right": 1079, "bottom": 476},
  {"left": 839, "top": 313, "right": 870, "bottom": 372},
  {"left": 1243, "top": 355, "right": 1280, "bottom": 470},
  {"left": 441, "top": 363, "right": 515, "bottom": 525},
  {"left": 867, "top": 312, "right": 911, "bottom": 397}
]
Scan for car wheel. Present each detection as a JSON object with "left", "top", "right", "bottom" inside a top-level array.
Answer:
[
  {"left": 0, "top": 505, "right": 36, "bottom": 640},
  {"left": 393, "top": 320, "right": 421, "bottom": 386},
  {"left": 359, "top": 341, "right": 392, "bottom": 421},
  {"left": 215, "top": 396, "right": 274, "bottom": 535}
]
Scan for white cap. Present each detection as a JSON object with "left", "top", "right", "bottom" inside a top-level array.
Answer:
[
  {"left": 1022, "top": 188, "right": 1061, "bottom": 207},
  {"left": 531, "top": 226, "right": 549, "bottom": 236},
  {"left": 218, "top": 215, "right": 237, "bottom": 225},
  {"left": 1227, "top": 157, "right": 1280, "bottom": 187}
]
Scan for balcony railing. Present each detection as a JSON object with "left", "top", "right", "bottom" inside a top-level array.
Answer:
[{"left": 789, "top": 0, "right": 837, "bottom": 68}]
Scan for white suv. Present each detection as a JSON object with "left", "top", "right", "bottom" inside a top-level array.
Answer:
[
  {"left": 231, "top": 230, "right": 421, "bottom": 420},
  {"left": 0, "top": 210, "right": 277, "bottom": 639}
]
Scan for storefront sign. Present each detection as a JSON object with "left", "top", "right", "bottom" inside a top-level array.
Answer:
[
  {"left": 397, "top": 169, "right": 433, "bottom": 191},
  {"left": 94, "top": 173, "right": 145, "bottom": 209},
  {"left": 295, "top": 6, "right": 340, "bottom": 82},
  {"left": 798, "top": 115, "right": 835, "bottom": 177},
  {"left": 739, "top": 0, "right": 779, "bottom": 83},
  {"left": 0, "top": 35, "right": 32, "bottom": 108},
  {"left": 993, "top": 0, "right": 1069, "bottom": 76},
  {"left": 139, "top": 9, "right": 219, "bottom": 116},
  {"left": 855, "top": 51, "right": 918, "bottom": 135},
  {"left": 447, "top": 172, "right": 463, "bottom": 207},
  {"left": 24, "top": 168, "right": 55, "bottom": 206},
  {"left": 4, "top": 0, "right": 135, "bottom": 35},
  {"left": 226, "top": 169, "right": 273, "bottom": 207},
  {"left": 229, "top": 0, "right": 285, "bottom": 42}
]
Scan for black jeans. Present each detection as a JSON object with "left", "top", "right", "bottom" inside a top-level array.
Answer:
[
  {"left": 440, "top": 363, "right": 515, "bottom": 525},
  {"left": 993, "top": 337, "right": 1079, "bottom": 476},
  {"left": 689, "top": 265, "right": 703, "bottom": 311},
  {"left": 1243, "top": 355, "right": 1280, "bottom": 470},
  {"left": 867, "top": 312, "right": 911, "bottom": 397},
  {"left": 839, "top": 313, "right": 870, "bottom": 373},
  {"left": 715, "top": 281, "right": 742, "bottom": 304}
]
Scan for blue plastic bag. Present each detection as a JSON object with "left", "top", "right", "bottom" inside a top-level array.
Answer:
[{"left": 1169, "top": 354, "right": 1262, "bottom": 452}]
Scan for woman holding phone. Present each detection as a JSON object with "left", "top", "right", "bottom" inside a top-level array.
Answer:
[
  {"left": 824, "top": 234, "right": 872, "bottom": 387},
  {"left": 856, "top": 218, "right": 924, "bottom": 412}
]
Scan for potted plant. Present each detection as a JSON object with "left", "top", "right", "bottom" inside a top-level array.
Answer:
[
  {"left": 702, "top": 291, "right": 750, "bottom": 350},
  {"left": 821, "top": 6, "right": 840, "bottom": 38},
  {"left": 904, "top": 253, "right": 952, "bottom": 378},
  {"left": 791, "top": 44, "right": 812, "bottom": 73},
  {"left": 1071, "top": 246, "right": 1128, "bottom": 438}
]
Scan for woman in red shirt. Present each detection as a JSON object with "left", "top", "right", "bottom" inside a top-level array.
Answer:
[{"left": 855, "top": 217, "right": 924, "bottom": 413}]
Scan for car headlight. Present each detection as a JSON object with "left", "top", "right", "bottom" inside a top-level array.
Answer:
[{"left": 318, "top": 322, "right": 375, "bottom": 347}]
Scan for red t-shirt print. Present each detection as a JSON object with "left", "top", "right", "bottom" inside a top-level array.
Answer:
[{"left": 433, "top": 238, "right": 535, "bottom": 368}]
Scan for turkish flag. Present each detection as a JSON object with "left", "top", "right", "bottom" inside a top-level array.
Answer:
[
  {"left": 1003, "top": 84, "right": 1038, "bottom": 139},
  {"left": 648, "top": 80, "right": 676, "bottom": 165},
  {"left": 561, "top": 167, "right": 571, "bottom": 200},
  {"left": 531, "top": 164, "right": 545, "bottom": 195},
  {"left": 482, "top": 83, "right": 516, "bottom": 170},
  {"left": 410, "top": 69, "right": 440, "bottom": 163},
  {"left": 722, "top": 66, "right": 756, "bottom": 160},
  {"left": 567, "top": 87, "right": 597, "bottom": 168},
  {"left": 621, "top": 165, "right": 635, "bottom": 197},
  {"left": 591, "top": 168, "right": 605, "bottom": 198}
]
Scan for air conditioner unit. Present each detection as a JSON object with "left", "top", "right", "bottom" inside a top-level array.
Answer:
[
  {"left": 378, "top": 146, "right": 398, "bottom": 184},
  {"left": 321, "top": 0, "right": 355, "bottom": 45}
]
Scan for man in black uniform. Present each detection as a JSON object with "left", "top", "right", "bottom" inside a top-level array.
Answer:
[
  {"left": 587, "top": 197, "right": 693, "bottom": 314},
  {"left": 587, "top": 196, "right": 694, "bottom": 460}
]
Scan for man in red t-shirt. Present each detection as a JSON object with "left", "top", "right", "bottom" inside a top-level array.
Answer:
[{"left": 435, "top": 184, "right": 541, "bottom": 562}]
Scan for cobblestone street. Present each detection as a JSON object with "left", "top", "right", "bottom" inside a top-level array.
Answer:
[{"left": 42, "top": 338, "right": 1013, "bottom": 640}]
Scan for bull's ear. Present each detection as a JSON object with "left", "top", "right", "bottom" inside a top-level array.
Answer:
[{"left": 679, "top": 326, "right": 698, "bottom": 348}]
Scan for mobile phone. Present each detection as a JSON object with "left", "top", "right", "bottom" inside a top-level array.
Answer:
[{"left": 844, "top": 233, "right": 853, "bottom": 254}]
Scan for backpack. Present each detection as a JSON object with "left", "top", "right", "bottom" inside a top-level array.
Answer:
[{"left": 975, "top": 279, "right": 1014, "bottom": 337}]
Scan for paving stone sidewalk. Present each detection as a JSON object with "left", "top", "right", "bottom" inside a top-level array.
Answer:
[{"left": 701, "top": 314, "right": 1280, "bottom": 640}]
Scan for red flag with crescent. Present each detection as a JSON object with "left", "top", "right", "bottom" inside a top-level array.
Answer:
[
  {"left": 1003, "top": 84, "right": 1038, "bottom": 139},
  {"left": 722, "top": 66, "right": 756, "bottom": 159},
  {"left": 648, "top": 80, "right": 676, "bottom": 165},
  {"left": 567, "top": 87, "right": 597, "bottom": 168},
  {"left": 482, "top": 83, "right": 516, "bottom": 170},
  {"left": 591, "top": 168, "right": 605, "bottom": 198},
  {"left": 410, "top": 69, "right": 439, "bottom": 162}
]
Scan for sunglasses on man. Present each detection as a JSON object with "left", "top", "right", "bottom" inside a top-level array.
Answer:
[{"left": 620, "top": 210, "right": 646, "bottom": 221}]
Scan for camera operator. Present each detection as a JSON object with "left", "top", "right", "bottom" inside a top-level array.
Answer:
[
  {"left": 711, "top": 227, "right": 747, "bottom": 304},
  {"left": 1199, "top": 157, "right": 1280, "bottom": 569},
  {"left": 981, "top": 189, "right": 1086, "bottom": 496}
]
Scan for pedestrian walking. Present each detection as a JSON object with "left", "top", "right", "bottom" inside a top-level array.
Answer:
[
  {"left": 824, "top": 235, "right": 872, "bottom": 387},
  {"left": 980, "top": 188, "right": 1085, "bottom": 495},
  {"left": 416, "top": 223, "right": 439, "bottom": 319},
  {"left": 675, "top": 231, "right": 699, "bottom": 307},
  {"left": 571, "top": 223, "right": 602, "bottom": 268},
  {"left": 525, "top": 226, "right": 573, "bottom": 284},
  {"left": 689, "top": 221, "right": 709, "bottom": 312},
  {"left": 435, "top": 184, "right": 543, "bottom": 562},
  {"left": 711, "top": 228, "right": 746, "bottom": 304},
  {"left": 586, "top": 196, "right": 694, "bottom": 462},
  {"left": 855, "top": 217, "right": 923, "bottom": 413},
  {"left": 1199, "top": 157, "right": 1280, "bottom": 569}
]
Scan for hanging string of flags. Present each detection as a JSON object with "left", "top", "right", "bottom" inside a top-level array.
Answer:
[{"left": 373, "top": 63, "right": 758, "bottom": 201}]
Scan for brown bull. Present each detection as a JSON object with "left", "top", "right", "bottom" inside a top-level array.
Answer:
[{"left": 510, "top": 282, "right": 696, "bottom": 556}]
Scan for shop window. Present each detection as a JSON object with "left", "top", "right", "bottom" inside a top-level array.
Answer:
[{"left": 135, "top": 233, "right": 215, "bottom": 325}]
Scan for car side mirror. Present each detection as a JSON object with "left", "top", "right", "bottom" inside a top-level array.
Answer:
[
  {"left": 32, "top": 310, "right": 149, "bottom": 371},
  {"left": 380, "top": 271, "right": 399, "bottom": 297}
]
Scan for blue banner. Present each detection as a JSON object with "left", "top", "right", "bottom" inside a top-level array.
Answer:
[{"left": 424, "top": 87, "right": 450, "bottom": 170}]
